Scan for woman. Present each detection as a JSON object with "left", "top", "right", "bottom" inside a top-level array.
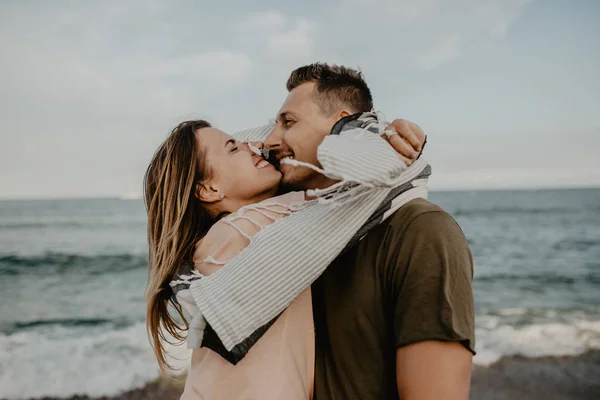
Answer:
[{"left": 144, "top": 119, "right": 425, "bottom": 399}]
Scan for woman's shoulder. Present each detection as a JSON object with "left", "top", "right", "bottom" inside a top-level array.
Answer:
[
  {"left": 192, "top": 221, "right": 244, "bottom": 275},
  {"left": 192, "top": 191, "right": 304, "bottom": 274}
]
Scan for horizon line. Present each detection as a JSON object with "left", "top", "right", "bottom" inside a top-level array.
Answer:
[{"left": 1, "top": 185, "right": 599, "bottom": 202}]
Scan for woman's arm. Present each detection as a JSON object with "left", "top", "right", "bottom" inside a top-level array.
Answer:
[{"left": 382, "top": 119, "right": 426, "bottom": 166}]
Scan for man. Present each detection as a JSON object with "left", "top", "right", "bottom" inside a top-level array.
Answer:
[{"left": 264, "top": 63, "right": 475, "bottom": 399}]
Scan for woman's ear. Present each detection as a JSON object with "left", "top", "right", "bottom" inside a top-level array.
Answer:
[{"left": 195, "top": 182, "right": 222, "bottom": 203}]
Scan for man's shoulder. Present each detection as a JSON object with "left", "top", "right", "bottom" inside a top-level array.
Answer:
[
  {"left": 394, "top": 197, "right": 445, "bottom": 217},
  {"left": 380, "top": 198, "right": 471, "bottom": 265},
  {"left": 385, "top": 198, "right": 454, "bottom": 234}
]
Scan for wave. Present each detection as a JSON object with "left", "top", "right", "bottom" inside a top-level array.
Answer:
[
  {"left": 474, "top": 310, "right": 600, "bottom": 366},
  {"left": 0, "top": 322, "right": 190, "bottom": 399},
  {"left": 476, "top": 272, "right": 600, "bottom": 285},
  {"left": 0, "top": 252, "right": 147, "bottom": 276},
  {"left": 14, "top": 317, "right": 114, "bottom": 329},
  {"left": 0, "top": 221, "right": 87, "bottom": 230},
  {"left": 553, "top": 238, "right": 600, "bottom": 252},
  {"left": 451, "top": 206, "right": 591, "bottom": 217},
  {"left": 0, "top": 219, "right": 146, "bottom": 230},
  {"left": 0, "top": 309, "right": 598, "bottom": 398},
  {"left": 1, "top": 317, "right": 134, "bottom": 335}
]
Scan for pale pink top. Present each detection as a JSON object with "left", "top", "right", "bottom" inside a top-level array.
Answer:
[{"left": 180, "top": 192, "right": 314, "bottom": 400}]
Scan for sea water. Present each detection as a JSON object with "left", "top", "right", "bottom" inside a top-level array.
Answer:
[{"left": 1, "top": 189, "right": 599, "bottom": 398}]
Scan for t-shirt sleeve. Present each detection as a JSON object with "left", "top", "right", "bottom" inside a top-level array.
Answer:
[{"left": 386, "top": 210, "right": 476, "bottom": 354}]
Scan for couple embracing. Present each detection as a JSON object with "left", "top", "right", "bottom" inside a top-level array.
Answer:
[{"left": 144, "top": 63, "right": 475, "bottom": 399}]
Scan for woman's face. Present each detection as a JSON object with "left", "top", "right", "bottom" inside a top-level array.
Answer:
[{"left": 197, "top": 127, "right": 282, "bottom": 206}]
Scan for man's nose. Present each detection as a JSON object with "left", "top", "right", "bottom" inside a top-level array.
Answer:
[{"left": 264, "top": 128, "right": 282, "bottom": 150}]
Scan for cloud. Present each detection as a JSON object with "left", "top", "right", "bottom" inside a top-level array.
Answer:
[
  {"left": 4, "top": 0, "right": 595, "bottom": 199},
  {"left": 238, "top": 1, "right": 533, "bottom": 76},
  {"left": 144, "top": 51, "right": 253, "bottom": 85},
  {"left": 0, "top": 4, "right": 253, "bottom": 119},
  {"left": 432, "top": 167, "right": 600, "bottom": 191},
  {"left": 414, "top": 33, "right": 461, "bottom": 70},
  {"left": 476, "top": 0, "right": 535, "bottom": 37},
  {"left": 342, "top": 0, "right": 441, "bottom": 24},
  {"left": 267, "top": 19, "right": 316, "bottom": 59},
  {"left": 240, "top": 11, "right": 317, "bottom": 60},
  {"left": 327, "top": 0, "right": 534, "bottom": 70},
  {"left": 0, "top": 3, "right": 258, "bottom": 198},
  {"left": 243, "top": 10, "right": 287, "bottom": 30}
]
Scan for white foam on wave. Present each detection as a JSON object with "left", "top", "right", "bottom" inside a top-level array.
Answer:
[
  {"left": 2, "top": 309, "right": 600, "bottom": 398},
  {"left": 0, "top": 322, "right": 190, "bottom": 399},
  {"left": 474, "top": 310, "right": 600, "bottom": 366}
]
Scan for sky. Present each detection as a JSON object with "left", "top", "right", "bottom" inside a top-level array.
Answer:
[{"left": 0, "top": 0, "right": 599, "bottom": 199}]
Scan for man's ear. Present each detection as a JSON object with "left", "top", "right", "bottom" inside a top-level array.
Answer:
[
  {"left": 333, "top": 110, "right": 352, "bottom": 123},
  {"left": 195, "top": 182, "right": 221, "bottom": 203}
]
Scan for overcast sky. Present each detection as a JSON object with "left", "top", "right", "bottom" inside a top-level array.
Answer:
[{"left": 0, "top": 0, "right": 598, "bottom": 199}]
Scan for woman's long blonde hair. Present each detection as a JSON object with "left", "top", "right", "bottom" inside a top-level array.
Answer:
[{"left": 143, "top": 120, "right": 214, "bottom": 374}]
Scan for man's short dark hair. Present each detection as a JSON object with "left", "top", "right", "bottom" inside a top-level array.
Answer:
[{"left": 286, "top": 62, "right": 373, "bottom": 115}]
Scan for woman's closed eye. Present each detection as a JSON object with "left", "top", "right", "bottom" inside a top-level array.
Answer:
[{"left": 225, "top": 139, "right": 239, "bottom": 153}]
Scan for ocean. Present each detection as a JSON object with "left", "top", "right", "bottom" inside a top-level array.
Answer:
[{"left": 0, "top": 189, "right": 599, "bottom": 399}]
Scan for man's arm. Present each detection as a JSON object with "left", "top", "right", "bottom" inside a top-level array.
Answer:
[
  {"left": 385, "top": 205, "right": 475, "bottom": 399},
  {"left": 396, "top": 341, "right": 472, "bottom": 399}
]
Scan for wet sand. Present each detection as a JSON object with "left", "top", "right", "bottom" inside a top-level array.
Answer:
[
  {"left": 24, "top": 378, "right": 184, "bottom": 400},
  {"left": 470, "top": 351, "right": 600, "bottom": 400},
  {"left": 24, "top": 351, "right": 600, "bottom": 400}
]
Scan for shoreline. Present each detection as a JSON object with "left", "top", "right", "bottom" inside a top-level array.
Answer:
[
  {"left": 19, "top": 350, "right": 600, "bottom": 400},
  {"left": 19, "top": 377, "right": 185, "bottom": 400},
  {"left": 470, "top": 350, "right": 600, "bottom": 400}
]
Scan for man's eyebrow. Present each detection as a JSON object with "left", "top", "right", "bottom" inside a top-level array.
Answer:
[
  {"left": 225, "top": 139, "right": 235, "bottom": 147},
  {"left": 278, "top": 111, "right": 295, "bottom": 121}
]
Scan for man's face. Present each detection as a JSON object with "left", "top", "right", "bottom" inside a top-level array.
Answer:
[{"left": 264, "top": 82, "right": 339, "bottom": 190}]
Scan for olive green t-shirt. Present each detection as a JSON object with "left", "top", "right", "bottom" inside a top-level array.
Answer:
[{"left": 312, "top": 198, "right": 475, "bottom": 399}]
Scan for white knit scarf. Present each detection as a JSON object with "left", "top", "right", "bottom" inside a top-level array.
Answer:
[{"left": 171, "top": 112, "right": 431, "bottom": 363}]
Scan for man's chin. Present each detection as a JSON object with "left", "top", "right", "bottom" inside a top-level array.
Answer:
[
  {"left": 279, "top": 178, "right": 305, "bottom": 193},
  {"left": 278, "top": 164, "right": 320, "bottom": 192},
  {"left": 278, "top": 170, "right": 307, "bottom": 192}
]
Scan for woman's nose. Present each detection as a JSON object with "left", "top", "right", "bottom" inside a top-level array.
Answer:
[
  {"left": 245, "top": 141, "right": 263, "bottom": 156},
  {"left": 248, "top": 141, "right": 263, "bottom": 150}
]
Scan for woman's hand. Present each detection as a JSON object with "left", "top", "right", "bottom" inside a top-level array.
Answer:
[{"left": 382, "top": 119, "right": 427, "bottom": 166}]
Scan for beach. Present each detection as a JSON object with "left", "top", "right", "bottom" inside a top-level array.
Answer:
[
  {"left": 1, "top": 189, "right": 599, "bottom": 399},
  {"left": 23, "top": 351, "right": 600, "bottom": 400},
  {"left": 470, "top": 351, "right": 600, "bottom": 400}
]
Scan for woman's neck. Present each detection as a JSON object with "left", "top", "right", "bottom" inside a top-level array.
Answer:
[{"left": 214, "top": 187, "right": 279, "bottom": 217}]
